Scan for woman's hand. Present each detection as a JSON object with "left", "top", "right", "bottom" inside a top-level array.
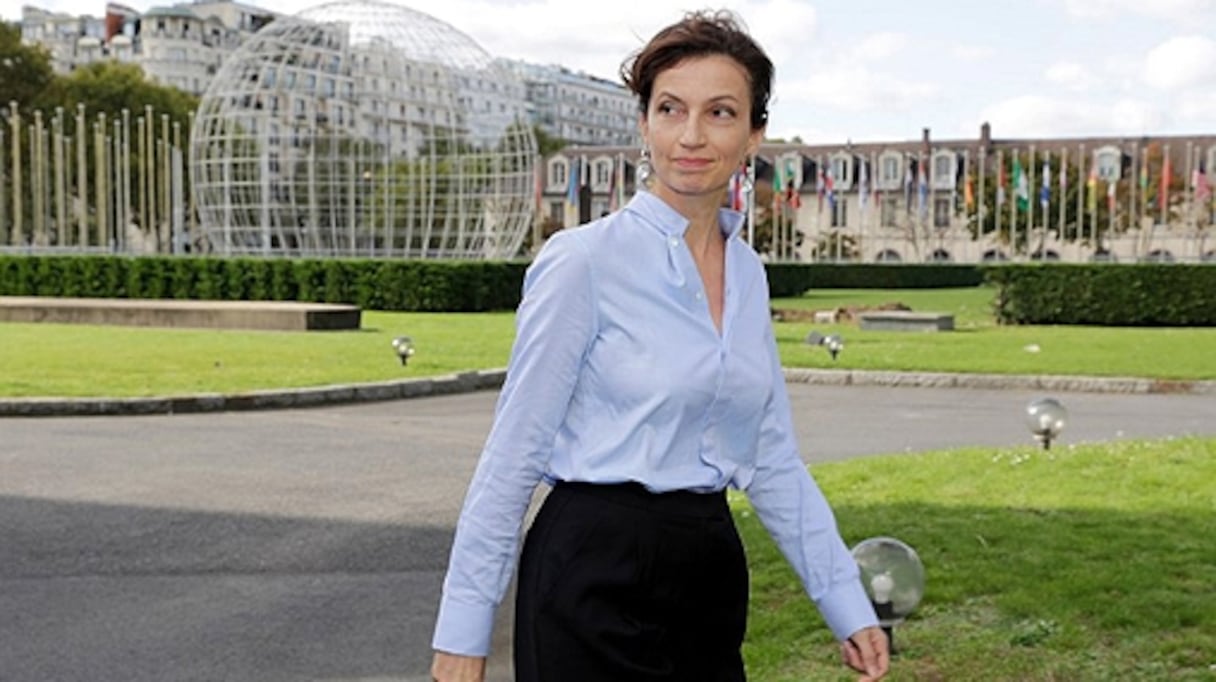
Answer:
[
  {"left": 840, "top": 626, "right": 890, "bottom": 681},
  {"left": 431, "top": 651, "right": 486, "bottom": 682}
]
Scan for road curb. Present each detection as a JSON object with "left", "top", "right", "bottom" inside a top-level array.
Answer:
[{"left": 1, "top": 368, "right": 1212, "bottom": 418}]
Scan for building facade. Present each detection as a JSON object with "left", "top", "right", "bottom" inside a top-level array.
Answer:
[
  {"left": 20, "top": 1, "right": 275, "bottom": 95},
  {"left": 500, "top": 59, "right": 639, "bottom": 148},
  {"left": 542, "top": 125, "right": 1216, "bottom": 264},
  {"left": 544, "top": 126, "right": 1216, "bottom": 265}
]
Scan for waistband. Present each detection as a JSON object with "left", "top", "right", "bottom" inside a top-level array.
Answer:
[{"left": 552, "top": 480, "right": 729, "bottom": 520}]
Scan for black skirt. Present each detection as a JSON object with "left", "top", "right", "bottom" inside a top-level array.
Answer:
[{"left": 514, "top": 480, "right": 749, "bottom": 682}]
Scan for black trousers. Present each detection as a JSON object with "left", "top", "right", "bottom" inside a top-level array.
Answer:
[{"left": 514, "top": 481, "right": 749, "bottom": 682}]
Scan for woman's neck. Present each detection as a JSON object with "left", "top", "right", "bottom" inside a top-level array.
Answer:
[{"left": 653, "top": 188, "right": 724, "bottom": 258}]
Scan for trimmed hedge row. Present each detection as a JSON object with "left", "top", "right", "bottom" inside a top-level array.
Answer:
[
  {"left": 985, "top": 264, "right": 1216, "bottom": 326},
  {"left": 765, "top": 263, "right": 985, "bottom": 297},
  {"left": 0, "top": 255, "right": 529, "bottom": 312},
  {"left": 0, "top": 256, "right": 988, "bottom": 310}
]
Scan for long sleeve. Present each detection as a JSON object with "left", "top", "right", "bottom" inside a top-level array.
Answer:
[
  {"left": 432, "top": 230, "right": 598, "bottom": 656},
  {"left": 743, "top": 325, "right": 878, "bottom": 642}
]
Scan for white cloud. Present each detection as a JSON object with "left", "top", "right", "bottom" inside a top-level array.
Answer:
[
  {"left": 976, "top": 94, "right": 1168, "bottom": 137},
  {"left": 849, "top": 31, "right": 907, "bottom": 62},
  {"left": 1044, "top": 61, "right": 1098, "bottom": 90},
  {"left": 951, "top": 44, "right": 996, "bottom": 61},
  {"left": 1061, "top": 0, "right": 1216, "bottom": 21},
  {"left": 1141, "top": 35, "right": 1216, "bottom": 90},
  {"left": 781, "top": 62, "right": 939, "bottom": 113}
]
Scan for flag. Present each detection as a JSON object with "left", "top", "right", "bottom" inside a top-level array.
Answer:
[
  {"left": 607, "top": 155, "right": 621, "bottom": 213},
  {"left": 996, "top": 157, "right": 1006, "bottom": 206},
  {"left": 1086, "top": 163, "right": 1098, "bottom": 215},
  {"left": 916, "top": 156, "right": 928, "bottom": 218},
  {"left": 858, "top": 159, "right": 870, "bottom": 213},
  {"left": 816, "top": 166, "right": 825, "bottom": 212},
  {"left": 1040, "top": 160, "right": 1050, "bottom": 209},
  {"left": 903, "top": 159, "right": 914, "bottom": 212},
  {"left": 1139, "top": 155, "right": 1150, "bottom": 208},
  {"left": 773, "top": 160, "right": 786, "bottom": 213},
  {"left": 785, "top": 159, "right": 801, "bottom": 210},
  {"left": 1160, "top": 152, "right": 1172, "bottom": 213},
  {"left": 825, "top": 168, "right": 836, "bottom": 211},
  {"left": 533, "top": 159, "right": 543, "bottom": 213},
  {"left": 1107, "top": 177, "right": 1116, "bottom": 210},
  {"left": 1194, "top": 160, "right": 1212, "bottom": 205},
  {"left": 565, "top": 157, "right": 579, "bottom": 208},
  {"left": 964, "top": 174, "right": 975, "bottom": 211},
  {"left": 1012, "top": 155, "right": 1029, "bottom": 211}
]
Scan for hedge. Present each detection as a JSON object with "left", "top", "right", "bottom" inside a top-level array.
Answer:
[{"left": 984, "top": 264, "right": 1216, "bottom": 326}]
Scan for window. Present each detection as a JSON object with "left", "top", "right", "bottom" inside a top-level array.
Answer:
[
  {"left": 875, "top": 248, "right": 901, "bottom": 263},
  {"left": 1095, "top": 146, "right": 1122, "bottom": 182},
  {"left": 881, "top": 196, "right": 899, "bottom": 227},
  {"left": 878, "top": 152, "right": 903, "bottom": 191},
  {"left": 548, "top": 159, "right": 568, "bottom": 190},
  {"left": 593, "top": 159, "right": 612, "bottom": 190},
  {"left": 932, "top": 152, "right": 956, "bottom": 190},
  {"left": 829, "top": 154, "right": 852, "bottom": 190},
  {"left": 549, "top": 201, "right": 563, "bottom": 224},
  {"left": 831, "top": 198, "right": 848, "bottom": 227},
  {"left": 933, "top": 197, "right": 951, "bottom": 228}
]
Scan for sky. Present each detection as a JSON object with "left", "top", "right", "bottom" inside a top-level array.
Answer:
[{"left": 7, "top": 0, "right": 1216, "bottom": 144}]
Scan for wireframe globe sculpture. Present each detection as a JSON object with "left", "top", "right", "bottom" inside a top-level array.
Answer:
[{"left": 190, "top": 0, "right": 536, "bottom": 258}]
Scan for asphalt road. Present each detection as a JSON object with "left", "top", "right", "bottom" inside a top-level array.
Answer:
[{"left": 2, "top": 384, "right": 1213, "bottom": 681}]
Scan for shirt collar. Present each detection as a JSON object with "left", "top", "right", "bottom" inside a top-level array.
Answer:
[{"left": 624, "top": 190, "right": 747, "bottom": 241}]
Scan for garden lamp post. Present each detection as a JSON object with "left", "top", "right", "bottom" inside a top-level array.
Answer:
[
  {"left": 1025, "top": 397, "right": 1067, "bottom": 450},
  {"left": 851, "top": 536, "right": 925, "bottom": 654}
]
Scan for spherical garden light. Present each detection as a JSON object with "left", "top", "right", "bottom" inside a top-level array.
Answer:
[
  {"left": 191, "top": 0, "right": 536, "bottom": 259},
  {"left": 851, "top": 536, "right": 925, "bottom": 653},
  {"left": 1025, "top": 397, "right": 1068, "bottom": 450}
]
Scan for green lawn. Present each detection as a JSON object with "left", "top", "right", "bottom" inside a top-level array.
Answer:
[
  {"left": 737, "top": 436, "right": 1216, "bottom": 681},
  {"left": 1, "top": 287, "right": 1213, "bottom": 397}
]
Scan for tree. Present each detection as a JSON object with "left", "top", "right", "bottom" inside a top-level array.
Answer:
[
  {"left": 0, "top": 22, "right": 54, "bottom": 111},
  {"left": 38, "top": 61, "right": 198, "bottom": 132}
]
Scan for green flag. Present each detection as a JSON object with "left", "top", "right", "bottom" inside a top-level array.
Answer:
[{"left": 1012, "top": 156, "right": 1030, "bottom": 211}]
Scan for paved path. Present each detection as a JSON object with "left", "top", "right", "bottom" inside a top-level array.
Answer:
[{"left": 2, "top": 384, "right": 1214, "bottom": 681}]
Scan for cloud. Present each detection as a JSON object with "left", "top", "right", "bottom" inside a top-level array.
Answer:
[
  {"left": 951, "top": 44, "right": 996, "bottom": 61},
  {"left": 1044, "top": 61, "right": 1099, "bottom": 90},
  {"left": 1061, "top": 0, "right": 1216, "bottom": 21},
  {"left": 1141, "top": 35, "right": 1216, "bottom": 90},
  {"left": 976, "top": 94, "right": 1167, "bottom": 137}
]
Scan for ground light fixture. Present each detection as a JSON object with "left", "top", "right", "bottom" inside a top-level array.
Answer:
[
  {"left": 1025, "top": 397, "right": 1068, "bottom": 450},
  {"left": 392, "top": 336, "right": 416, "bottom": 366},
  {"left": 804, "top": 330, "right": 844, "bottom": 360},
  {"left": 851, "top": 536, "right": 925, "bottom": 653}
]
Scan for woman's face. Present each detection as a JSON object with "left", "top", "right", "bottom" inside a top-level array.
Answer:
[{"left": 640, "top": 54, "right": 763, "bottom": 209}]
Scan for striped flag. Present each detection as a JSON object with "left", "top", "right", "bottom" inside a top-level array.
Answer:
[
  {"left": 1160, "top": 152, "right": 1172, "bottom": 213},
  {"left": 1087, "top": 163, "right": 1098, "bottom": 215},
  {"left": 566, "top": 157, "right": 579, "bottom": 208},
  {"left": 858, "top": 159, "right": 870, "bottom": 213}
]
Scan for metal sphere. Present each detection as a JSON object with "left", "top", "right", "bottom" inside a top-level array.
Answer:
[
  {"left": 851, "top": 536, "right": 926, "bottom": 624},
  {"left": 191, "top": 0, "right": 536, "bottom": 258}
]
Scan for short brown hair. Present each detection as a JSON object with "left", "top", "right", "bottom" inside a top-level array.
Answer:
[{"left": 620, "top": 10, "right": 773, "bottom": 131}]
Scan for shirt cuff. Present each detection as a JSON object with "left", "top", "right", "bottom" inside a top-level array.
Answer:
[
  {"left": 815, "top": 579, "right": 880, "bottom": 642},
  {"left": 431, "top": 596, "right": 496, "bottom": 657}
]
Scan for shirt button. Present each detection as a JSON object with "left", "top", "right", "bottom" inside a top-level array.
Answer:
[
  {"left": 669, "top": 237, "right": 679, "bottom": 247},
  {"left": 695, "top": 292, "right": 703, "bottom": 300}
]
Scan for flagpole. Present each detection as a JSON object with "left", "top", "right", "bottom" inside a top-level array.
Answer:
[
  {"left": 1129, "top": 142, "right": 1138, "bottom": 231},
  {"left": 1028, "top": 145, "right": 1036, "bottom": 257},
  {"left": 1077, "top": 144, "right": 1086, "bottom": 248},
  {"left": 1058, "top": 146, "right": 1067, "bottom": 237},
  {"left": 995, "top": 148, "right": 1003, "bottom": 253},
  {"left": 1161, "top": 143, "right": 1171, "bottom": 228},
  {"left": 1185, "top": 141, "right": 1195, "bottom": 238},
  {"left": 977, "top": 143, "right": 986, "bottom": 252}
]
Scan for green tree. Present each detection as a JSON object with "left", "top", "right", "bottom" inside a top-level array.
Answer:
[
  {"left": 39, "top": 61, "right": 198, "bottom": 131},
  {"left": 0, "top": 22, "right": 54, "bottom": 111}
]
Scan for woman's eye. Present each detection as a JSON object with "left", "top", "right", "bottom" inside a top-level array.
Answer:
[{"left": 713, "top": 107, "right": 737, "bottom": 119}]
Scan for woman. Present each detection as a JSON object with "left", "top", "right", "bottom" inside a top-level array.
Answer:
[{"left": 432, "top": 10, "right": 889, "bottom": 682}]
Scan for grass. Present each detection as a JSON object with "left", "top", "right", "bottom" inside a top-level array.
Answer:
[
  {"left": 1, "top": 287, "right": 1214, "bottom": 397},
  {"left": 735, "top": 436, "right": 1216, "bottom": 681}
]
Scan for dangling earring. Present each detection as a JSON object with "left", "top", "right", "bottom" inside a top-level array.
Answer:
[{"left": 636, "top": 147, "right": 652, "bottom": 186}]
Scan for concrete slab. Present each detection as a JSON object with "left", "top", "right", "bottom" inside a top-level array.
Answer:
[
  {"left": 0, "top": 296, "right": 361, "bottom": 331},
  {"left": 858, "top": 310, "right": 955, "bottom": 332}
]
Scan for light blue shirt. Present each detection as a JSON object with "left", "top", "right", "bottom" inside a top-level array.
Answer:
[{"left": 433, "top": 191, "right": 877, "bottom": 656}]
